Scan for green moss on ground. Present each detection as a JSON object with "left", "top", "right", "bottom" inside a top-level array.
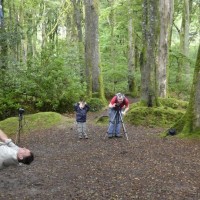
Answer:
[
  {"left": 178, "top": 128, "right": 200, "bottom": 139},
  {"left": 0, "top": 112, "right": 72, "bottom": 137},
  {"left": 159, "top": 98, "right": 188, "bottom": 110},
  {"left": 126, "top": 98, "right": 187, "bottom": 128}
]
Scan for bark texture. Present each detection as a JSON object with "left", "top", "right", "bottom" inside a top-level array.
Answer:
[
  {"left": 141, "top": 0, "right": 159, "bottom": 106},
  {"left": 178, "top": 45, "right": 200, "bottom": 134},
  {"left": 128, "top": 0, "right": 136, "bottom": 96},
  {"left": 157, "top": 0, "right": 173, "bottom": 97},
  {"left": 84, "top": 0, "right": 100, "bottom": 96},
  {"left": 193, "top": 45, "right": 200, "bottom": 129}
]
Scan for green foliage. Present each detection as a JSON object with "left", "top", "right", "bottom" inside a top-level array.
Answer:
[
  {"left": 0, "top": 40, "right": 87, "bottom": 118},
  {"left": 100, "top": 1, "right": 137, "bottom": 95},
  {"left": 0, "top": 0, "right": 199, "bottom": 120},
  {"left": 168, "top": 46, "right": 197, "bottom": 100},
  {"left": 0, "top": 97, "right": 20, "bottom": 120},
  {"left": 87, "top": 98, "right": 105, "bottom": 112}
]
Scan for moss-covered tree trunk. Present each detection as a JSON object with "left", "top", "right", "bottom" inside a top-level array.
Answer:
[
  {"left": 141, "top": 0, "right": 159, "bottom": 107},
  {"left": 107, "top": 0, "right": 116, "bottom": 94},
  {"left": 176, "top": 0, "right": 190, "bottom": 89},
  {"left": 127, "top": 0, "right": 137, "bottom": 97},
  {"left": 174, "top": 45, "right": 200, "bottom": 134},
  {"left": 71, "top": 0, "right": 85, "bottom": 83},
  {"left": 84, "top": 0, "right": 105, "bottom": 100}
]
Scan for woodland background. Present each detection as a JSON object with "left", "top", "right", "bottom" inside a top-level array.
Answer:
[{"left": 0, "top": 0, "right": 199, "bottom": 127}]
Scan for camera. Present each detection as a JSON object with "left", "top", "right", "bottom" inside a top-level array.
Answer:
[
  {"left": 115, "top": 103, "right": 120, "bottom": 107},
  {"left": 18, "top": 108, "right": 25, "bottom": 115}
]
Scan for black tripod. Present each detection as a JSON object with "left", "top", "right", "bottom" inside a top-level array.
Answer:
[
  {"left": 15, "top": 113, "right": 23, "bottom": 145},
  {"left": 15, "top": 109, "right": 30, "bottom": 145},
  {"left": 106, "top": 109, "right": 129, "bottom": 140}
]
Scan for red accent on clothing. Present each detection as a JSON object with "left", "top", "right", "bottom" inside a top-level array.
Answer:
[{"left": 110, "top": 96, "right": 129, "bottom": 108}]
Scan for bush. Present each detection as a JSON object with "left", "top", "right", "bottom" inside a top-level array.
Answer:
[
  {"left": 87, "top": 98, "right": 105, "bottom": 112},
  {"left": 0, "top": 98, "right": 20, "bottom": 120}
]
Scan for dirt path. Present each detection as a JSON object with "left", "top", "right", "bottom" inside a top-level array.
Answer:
[{"left": 1, "top": 111, "right": 200, "bottom": 200}]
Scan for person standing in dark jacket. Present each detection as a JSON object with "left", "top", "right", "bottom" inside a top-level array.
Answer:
[{"left": 74, "top": 99, "right": 90, "bottom": 139}]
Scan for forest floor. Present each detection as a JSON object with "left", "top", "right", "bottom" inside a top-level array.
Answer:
[{"left": 1, "top": 99, "right": 200, "bottom": 200}]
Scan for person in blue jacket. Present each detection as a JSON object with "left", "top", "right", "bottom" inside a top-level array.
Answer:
[{"left": 74, "top": 98, "right": 90, "bottom": 139}]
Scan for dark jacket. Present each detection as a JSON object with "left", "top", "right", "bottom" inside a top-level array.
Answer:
[{"left": 74, "top": 103, "right": 90, "bottom": 123}]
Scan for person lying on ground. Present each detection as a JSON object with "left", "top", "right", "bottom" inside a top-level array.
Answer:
[{"left": 0, "top": 129, "right": 34, "bottom": 170}]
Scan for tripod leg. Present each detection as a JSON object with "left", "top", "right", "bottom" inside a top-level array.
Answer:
[
  {"left": 23, "top": 115, "right": 31, "bottom": 132},
  {"left": 119, "top": 111, "right": 129, "bottom": 140},
  {"left": 16, "top": 119, "right": 23, "bottom": 145}
]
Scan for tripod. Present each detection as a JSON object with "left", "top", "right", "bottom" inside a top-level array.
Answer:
[
  {"left": 106, "top": 109, "right": 129, "bottom": 140},
  {"left": 15, "top": 113, "right": 30, "bottom": 145},
  {"left": 15, "top": 113, "right": 23, "bottom": 145}
]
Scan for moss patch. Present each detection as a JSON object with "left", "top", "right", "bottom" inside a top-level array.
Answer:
[
  {"left": 126, "top": 105, "right": 185, "bottom": 128},
  {"left": 178, "top": 128, "right": 200, "bottom": 139},
  {"left": 96, "top": 115, "right": 109, "bottom": 124},
  {"left": 0, "top": 112, "right": 71, "bottom": 137},
  {"left": 159, "top": 98, "right": 188, "bottom": 110}
]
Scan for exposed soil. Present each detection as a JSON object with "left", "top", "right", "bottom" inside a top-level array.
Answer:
[{"left": 1, "top": 103, "right": 200, "bottom": 200}]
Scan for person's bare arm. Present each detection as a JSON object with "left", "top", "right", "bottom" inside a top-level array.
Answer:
[
  {"left": 124, "top": 105, "right": 129, "bottom": 114},
  {"left": 0, "top": 129, "right": 19, "bottom": 150},
  {"left": 0, "top": 129, "right": 9, "bottom": 142}
]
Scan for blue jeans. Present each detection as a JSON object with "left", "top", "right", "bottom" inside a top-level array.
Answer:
[{"left": 107, "top": 108, "right": 122, "bottom": 136}]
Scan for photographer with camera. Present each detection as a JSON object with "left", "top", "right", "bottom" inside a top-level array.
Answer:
[
  {"left": 0, "top": 129, "right": 34, "bottom": 170},
  {"left": 107, "top": 93, "right": 129, "bottom": 138}
]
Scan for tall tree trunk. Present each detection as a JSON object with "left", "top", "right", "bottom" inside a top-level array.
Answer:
[
  {"left": 19, "top": 0, "right": 27, "bottom": 66},
  {"left": 157, "top": 0, "right": 174, "bottom": 98},
  {"left": 127, "top": 1, "right": 137, "bottom": 96},
  {"left": 180, "top": 0, "right": 190, "bottom": 79},
  {"left": 0, "top": 0, "right": 7, "bottom": 71},
  {"left": 71, "top": 0, "right": 85, "bottom": 83},
  {"left": 174, "top": 44, "right": 200, "bottom": 134},
  {"left": 27, "top": 23, "right": 34, "bottom": 68},
  {"left": 84, "top": 0, "right": 105, "bottom": 99},
  {"left": 0, "top": 0, "right": 3, "bottom": 27},
  {"left": 72, "top": 0, "right": 83, "bottom": 42},
  {"left": 107, "top": 0, "right": 116, "bottom": 93},
  {"left": 168, "top": 0, "right": 174, "bottom": 48},
  {"left": 193, "top": 46, "right": 200, "bottom": 130},
  {"left": 141, "top": 0, "right": 159, "bottom": 107},
  {"left": 41, "top": 3, "right": 46, "bottom": 49}
]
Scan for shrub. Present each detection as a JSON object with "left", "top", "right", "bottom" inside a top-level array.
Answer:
[{"left": 87, "top": 98, "right": 105, "bottom": 112}]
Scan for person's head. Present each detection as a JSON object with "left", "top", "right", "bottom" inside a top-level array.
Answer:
[
  {"left": 116, "top": 93, "right": 124, "bottom": 103},
  {"left": 79, "top": 96, "right": 85, "bottom": 102},
  {"left": 17, "top": 148, "right": 34, "bottom": 165},
  {"left": 79, "top": 96, "right": 86, "bottom": 105}
]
